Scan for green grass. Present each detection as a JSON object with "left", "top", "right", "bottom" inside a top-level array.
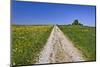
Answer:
[
  {"left": 12, "top": 25, "right": 53, "bottom": 66},
  {"left": 59, "top": 25, "right": 96, "bottom": 61}
]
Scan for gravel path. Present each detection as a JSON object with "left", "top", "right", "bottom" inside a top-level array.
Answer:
[{"left": 36, "top": 25, "right": 85, "bottom": 64}]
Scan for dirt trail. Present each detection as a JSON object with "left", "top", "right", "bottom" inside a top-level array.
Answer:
[{"left": 36, "top": 26, "right": 85, "bottom": 64}]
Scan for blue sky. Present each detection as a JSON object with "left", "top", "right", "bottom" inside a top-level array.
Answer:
[{"left": 12, "top": 1, "right": 96, "bottom": 26}]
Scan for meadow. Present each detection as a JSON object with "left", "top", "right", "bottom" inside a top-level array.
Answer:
[
  {"left": 59, "top": 25, "right": 96, "bottom": 61},
  {"left": 11, "top": 24, "right": 96, "bottom": 66},
  {"left": 11, "top": 25, "right": 53, "bottom": 66}
]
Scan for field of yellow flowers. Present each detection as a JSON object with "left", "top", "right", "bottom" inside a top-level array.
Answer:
[{"left": 11, "top": 25, "right": 53, "bottom": 66}]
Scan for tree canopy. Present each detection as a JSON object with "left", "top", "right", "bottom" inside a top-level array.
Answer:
[{"left": 72, "top": 19, "right": 83, "bottom": 26}]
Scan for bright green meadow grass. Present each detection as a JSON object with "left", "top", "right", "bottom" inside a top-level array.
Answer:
[{"left": 59, "top": 25, "right": 96, "bottom": 61}]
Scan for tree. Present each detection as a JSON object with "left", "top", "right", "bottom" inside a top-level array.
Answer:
[{"left": 72, "top": 19, "right": 83, "bottom": 26}]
